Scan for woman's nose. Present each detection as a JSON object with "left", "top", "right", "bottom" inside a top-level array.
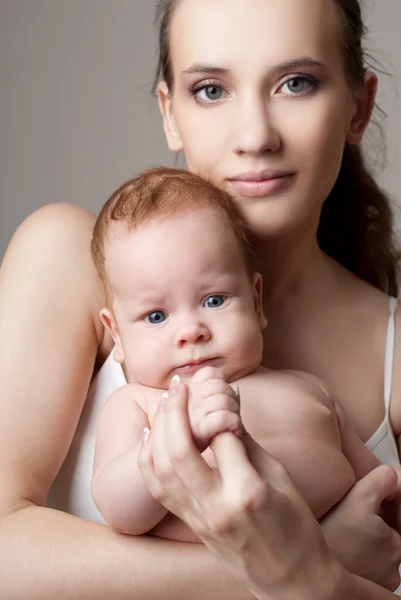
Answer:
[{"left": 233, "top": 95, "right": 281, "bottom": 156}]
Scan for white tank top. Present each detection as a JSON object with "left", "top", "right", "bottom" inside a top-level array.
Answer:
[
  {"left": 47, "top": 349, "right": 126, "bottom": 522},
  {"left": 365, "top": 296, "right": 400, "bottom": 467},
  {"left": 47, "top": 296, "right": 401, "bottom": 517}
]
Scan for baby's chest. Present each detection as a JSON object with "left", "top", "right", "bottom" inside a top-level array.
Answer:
[{"left": 240, "top": 391, "right": 338, "bottom": 446}]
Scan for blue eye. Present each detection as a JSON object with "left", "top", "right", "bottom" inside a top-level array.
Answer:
[
  {"left": 190, "top": 81, "right": 225, "bottom": 103},
  {"left": 280, "top": 76, "right": 317, "bottom": 96},
  {"left": 199, "top": 85, "right": 223, "bottom": 101},
  {"left": 144, "top": 311, "right": 167, "bottom": 325},
  {"left": 204, "top": 295, "right": 226, "bottom": 309}
]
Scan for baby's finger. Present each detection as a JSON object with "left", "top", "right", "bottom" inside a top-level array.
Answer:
[
  {"left": 199, "top": 410, "right": 244, "bottom": 443},
  {"left": 195, "top": 378, "right": 238, "bottom": 401},
  {"left": 197, "top": 393, "right": 241, "bottom": 417},
  {"left": 191, "top": 366, "right": 226, "bottom": 384}
]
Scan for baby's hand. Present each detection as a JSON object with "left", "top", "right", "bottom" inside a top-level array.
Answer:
[{"left": 188, "top": 366, "right": 242, "bottom": 452}]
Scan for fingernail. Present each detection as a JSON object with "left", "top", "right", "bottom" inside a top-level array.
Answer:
[
  {"left": 157, "top": 392, "right": 169, "bottom": 413},
  {"left": 169, "top": 374, "right": 181, "bottom": 395},
  {"left": 143, "top": 427, "right": 151, "bottom": 446},
  {"left": 235, "top": 385, "right": 240, "bottom": 398}
]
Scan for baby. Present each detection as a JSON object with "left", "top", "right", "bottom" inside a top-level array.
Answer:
[{"left": 90, "top": 166, "right": 389, "bottom": 541}]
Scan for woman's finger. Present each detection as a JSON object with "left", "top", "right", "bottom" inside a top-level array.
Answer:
[
  {"left": 210, "top": 432, "right": 268, "bottom": 511},
  {"left": 137, "top": 428, "right": 166, "bottom": 502},
  {"left": 211, "top": 431, "right": 260, "bottom": 484},
  {"left": 351, "top": 464, "right": 398, "bottom": 513},
  {"left": 162, "top": 380, "right": 217, "bottom": 499}
]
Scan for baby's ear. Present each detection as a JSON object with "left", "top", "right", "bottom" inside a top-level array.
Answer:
[
  {"left": 99, "top": 308, "right": 125, "bottom": 364},
  {"left": 251, "top": 273, "right": 267, "bottom": 330}
]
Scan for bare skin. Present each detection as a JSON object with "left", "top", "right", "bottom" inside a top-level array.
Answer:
[
  {"left": 0, "top": 204, "right": 256, "bottom": 600},
  {"left": 0, "top": 203, "right": 401, "bottom": 598},
  {"left": 138, "top": 379, "right": 401, "bottom": 599},
  {"left": 93, "top": 365, "right": 386, "bottom": 538},
  {"left": 1, "top": 0, "right": 401, "bottom": 596}
]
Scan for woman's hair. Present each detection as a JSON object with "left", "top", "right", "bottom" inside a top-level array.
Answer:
[
  {"left": 91, "top": 166, "right": 254, "bottom": 300},
  {"left": 153, "top": 0, "right": 399, "bottom": 295}
]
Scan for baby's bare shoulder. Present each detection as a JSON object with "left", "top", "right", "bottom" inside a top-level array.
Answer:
[
  {"left": 239, "top": 367, "right": 337, "bottom": 433},
  {"left": 106, "top": 383, "right": 169, "bottom": 422},
  {"left": 105, "top": 382, "right": 153, "bottom": 413},
  {"left": 243, "top": 366, "right": 333, "bottom": 404}
]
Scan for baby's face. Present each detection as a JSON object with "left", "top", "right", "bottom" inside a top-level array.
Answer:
[{"left": 103, "top": 209, "right": 266, "bottom": 388}]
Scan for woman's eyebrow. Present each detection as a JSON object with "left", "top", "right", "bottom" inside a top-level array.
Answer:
[
  {"left": 181, "top": 64, "right": 228, "bottom": 76},
  {"left": 181, "top": 57, "right": 327, "bottom": 77},
  {"left": 276, "top": 57, "right": 328, "bottom": 71}
]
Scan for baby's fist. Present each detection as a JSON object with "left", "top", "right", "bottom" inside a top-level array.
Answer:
[{"left": 188, "top": 367, "right": 242, "bottom": 452}]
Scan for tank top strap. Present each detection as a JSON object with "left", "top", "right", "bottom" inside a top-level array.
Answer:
[{"left": 384, "top": 296, "right": 398, "bottom": 414}]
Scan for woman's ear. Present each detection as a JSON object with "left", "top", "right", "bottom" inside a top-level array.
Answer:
[
  {"left": 251, "top": 273, "right": 268, "bottom": 330},
  {"left": 346, "top": 71, "right": 378, "bottom": 145},
  {"left": 157, "top": 81, "right": 184, "bottom": 152},
  {"left": 100, "top": 308, "right": 125, "bottom": 364}
]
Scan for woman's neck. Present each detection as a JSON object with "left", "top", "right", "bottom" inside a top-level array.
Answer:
[{"left": 253, "top": 226, "right": 327, "bottom": 310}]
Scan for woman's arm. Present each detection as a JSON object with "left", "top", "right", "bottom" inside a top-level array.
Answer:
[
  {"left": 139, "top": 378, "right": 401, "bottom": 599},
  {"left": 1, "top": 505, "right": 257, "bottom": 600},
  {"left": 0, "top": 204, "right": 254, "bottom": 599}
]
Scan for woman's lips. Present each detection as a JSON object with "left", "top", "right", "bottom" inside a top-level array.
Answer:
[{"left": 228, "top": 173, "right": 296, "bottom": 198}]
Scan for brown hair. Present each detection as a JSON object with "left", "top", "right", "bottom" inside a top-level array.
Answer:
[
  {"left": 91, "top": 166, "right": 254, "bottom": 299},
  {"left": 153, "top": 0, "right": 399, "bottom": 295}
]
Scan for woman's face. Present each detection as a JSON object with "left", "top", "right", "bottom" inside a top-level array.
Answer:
[{"left": 159, "top": 0, "right": 373, "bottom": 238}]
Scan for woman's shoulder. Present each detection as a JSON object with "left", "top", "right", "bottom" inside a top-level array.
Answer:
[
  {"left": 16, "top": 202, "right": 97, "bottom": 237},
  {"left": 3, "top": 202, "right": 106, "bottom": 350},
  {"left": 6, "top": 203, "right": 98, "bottom": 263}
]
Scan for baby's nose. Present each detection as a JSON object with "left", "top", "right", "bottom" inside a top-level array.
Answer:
[{"left": 176, "top": 320, "right": 211, "bottom": 347}]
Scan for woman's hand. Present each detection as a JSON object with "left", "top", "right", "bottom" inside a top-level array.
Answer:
[
  {"left": 139, "top": 378, "right": 346, "bottom": 600},
  {"left": 321, "top": 465, "right": 401, "bottom": 591}
]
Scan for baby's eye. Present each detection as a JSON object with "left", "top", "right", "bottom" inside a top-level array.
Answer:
[
  {"left": 144, "top": 310, "right": 168, "bottom": 325},
  {"left": 204, "top": 295, "right": 226, "bottom": 309}
]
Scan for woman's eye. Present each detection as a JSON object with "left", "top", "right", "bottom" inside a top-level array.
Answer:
[
  {"left": 204, "top": 295, "right": 226, "bottom": 309},
  {"left": 279, "top": 76, "right": 317, "bottom": 96},
  {"left": 190, "top": 82, "right": 225, "bottom": 103},
  {"left": 144, "top": 310, "right": 168, "bottom": 325}
]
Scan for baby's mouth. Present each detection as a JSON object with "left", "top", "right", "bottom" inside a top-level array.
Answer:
[{"left": 174, "top": 357, "right": 219, "bottom": 373}]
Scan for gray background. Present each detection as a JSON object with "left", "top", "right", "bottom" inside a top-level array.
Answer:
[{"left": 0, "top": 0, "right": 400, "bottom": 260}]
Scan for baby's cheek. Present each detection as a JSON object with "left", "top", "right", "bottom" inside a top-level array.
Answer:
[
  {"left": 126, "top": 353, "right": 167, "bottom": 388},
  {"left": 226, "top": 319, "right": 262, "bottom": 374},
  {"left": 242, "top": 322, "right": 264, "bottom": 362}
]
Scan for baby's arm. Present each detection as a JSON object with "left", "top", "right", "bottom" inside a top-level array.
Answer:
[
  {"left": 236, "top": 370, "right": 380, "bottom": 519},
  {"left": 333, "top": 398, "right": 382, "bottom": 478},
  {"left": 333, "top": 398, "right": 401, "bottom": 530},
  {"left": 92, "top": 385, "right": 168, "bottom": 534}
]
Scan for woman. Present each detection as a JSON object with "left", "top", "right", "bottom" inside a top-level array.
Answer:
[{"left": 0, "top": 0, "right": 400, "bottom": 598}]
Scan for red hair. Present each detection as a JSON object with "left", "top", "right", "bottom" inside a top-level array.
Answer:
[{"left": 91, "top": 166, "right": 254, "bottom": 298}]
